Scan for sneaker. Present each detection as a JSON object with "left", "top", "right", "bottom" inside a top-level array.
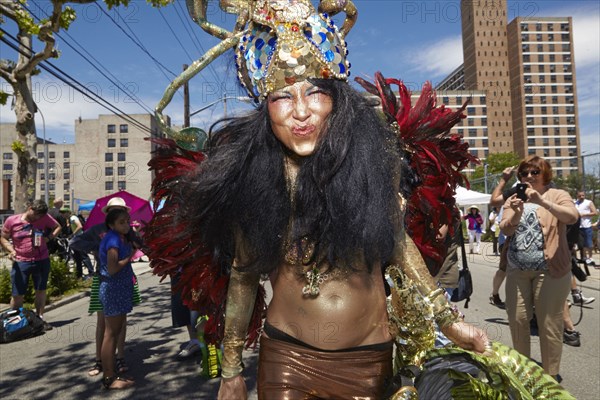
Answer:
[
  {"left": 489, "top": 294, "right": 506, "bottom": 309},
  {"left": 563, "top": 329, "right": 581, "bottom": 347},
  {"left": 177, "top": 341, "right": 201, "bottom": 360},
  {"left": 42, "top": 321, "right": 53, "bottom": 331},
  {"left": 584, "top": 258, "right": 596, "bottom": 266},
  {"left": 572, "top": 291, "right": 595, "bottom": 305}
]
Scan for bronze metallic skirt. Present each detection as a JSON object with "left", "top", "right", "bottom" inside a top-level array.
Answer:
[{"left": 257, "top": 332, "right": 393, "bottom": 399}]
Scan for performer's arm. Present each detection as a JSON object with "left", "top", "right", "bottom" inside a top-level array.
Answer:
[
  {"left": 221, "top": 264, "right": 260, "bottom": 378},
  {"left": 397, "top": 231, "right": 462, "bottom": 328},
  {"left": 218, "top": 257, "right": 260, "bottom": 400}
]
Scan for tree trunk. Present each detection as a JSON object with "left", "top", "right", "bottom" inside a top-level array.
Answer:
[{"left": 12, "top": 33, "right": 38, "bottom": 213}]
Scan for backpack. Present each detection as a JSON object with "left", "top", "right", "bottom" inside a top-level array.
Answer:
[{"left": 0, "top": 308, "right": 45, "bottom": 343}]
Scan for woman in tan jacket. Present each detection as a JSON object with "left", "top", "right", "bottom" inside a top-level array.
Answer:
[{"left": 500, "top": 155, "right": 578, "bottom": 380}]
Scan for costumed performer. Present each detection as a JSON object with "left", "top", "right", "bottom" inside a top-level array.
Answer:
[{"left": 146, "top": 1, "right": 486, "bottom": 399}]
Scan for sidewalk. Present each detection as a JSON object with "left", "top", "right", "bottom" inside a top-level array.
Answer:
[
  {"left": 0, "top": 259, "right": 258, "bottom": 399},
  {"left": 0, "top": 260, "right": 153, "bottom": 313}
]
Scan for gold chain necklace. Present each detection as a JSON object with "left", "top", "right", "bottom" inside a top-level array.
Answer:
[{"left": 283, "top": 156, "right": 329, "bottom": 297}]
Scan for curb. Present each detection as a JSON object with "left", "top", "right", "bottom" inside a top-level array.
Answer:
[{"left": 0, "top": 264, "right": 153, "bottom": 314}]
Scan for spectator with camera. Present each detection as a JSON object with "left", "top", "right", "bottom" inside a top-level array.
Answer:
[{"left": 500, "top": 155, "right": 578, "bottom": 380}]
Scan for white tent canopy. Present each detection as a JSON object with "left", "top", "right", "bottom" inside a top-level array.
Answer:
[{"left": 454, "top": 186, "right": 492, "bottom": 207}]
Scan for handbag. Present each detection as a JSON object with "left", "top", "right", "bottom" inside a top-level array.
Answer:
[
  {"left": 451, "top": 225, "right": 473, "bottom": 308},
  {"left": 451, "top": 266, "right": 473, "bottom": 308},
  {"left": 571, "top": 257, "right": 587, "bottom": 282}
]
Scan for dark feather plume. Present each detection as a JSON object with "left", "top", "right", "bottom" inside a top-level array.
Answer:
[
  {"left": 144, "top": 137, "right": 265, "bottom": 347},
  {"left": 357, "top": 73, "right": 479, "bottom": 276}
]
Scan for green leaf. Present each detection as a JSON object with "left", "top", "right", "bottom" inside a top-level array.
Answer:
[{"left": 0, "top": 91, "right": 9, "bottom": 106}]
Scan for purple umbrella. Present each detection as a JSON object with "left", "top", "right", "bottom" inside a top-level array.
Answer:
[{"left": 84, "top": 191, "right": 153, "bottom": 231}]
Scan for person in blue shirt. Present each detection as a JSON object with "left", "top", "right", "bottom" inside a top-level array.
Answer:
[{"left": 98, "top": 208, "right": 136, "bottom": 390}]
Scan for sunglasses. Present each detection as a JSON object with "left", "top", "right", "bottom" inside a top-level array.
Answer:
[{"left": 519, "top": 169, "right": 541, "bottom": 178}]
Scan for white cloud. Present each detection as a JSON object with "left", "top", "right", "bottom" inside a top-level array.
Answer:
[
  {"left": 1, "top": 75, "right": 152, "bottom": 143},
  {"left": 572, "top": 15, "right": 600, "bottom": 68},
  {"left": 405, "top": 35, "right": 464, "bottom": 77}
]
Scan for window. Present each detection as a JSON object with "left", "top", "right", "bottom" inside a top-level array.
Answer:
[
  {"left": 118, "top": 153, "right": 126, "bottom": 162},
  {"left": 119, "top": 124, "right": 128, "bottom": 133},
  {"left": 107, "top": 138, "right": 116, "bottom": 148},
  {"left": 105, "top": 153, "right": 113, "bottom": 162},
  {"left": 63, "top": 151, "right": 70, "bottom": 158},
  {"left": 105, "top": 167, "right": 114, "bottom": 176},
  {"left": 528, "top": 138, "right": 535, "bottom": 146},
  {"left": 107, "top": 124, "right": 116, "bottom": 133},
  {"left": 3, "top": 153, "right": 13, "bottom": 160},
  {"left": 37, "top": 152, "right": 44, "bottom": 159},
  {"left": 118, "top": 181, "right": 127, "bottom": 190},
  {"left": 49, "top": 183, "right": 55, "bottom": 191},
  {"left": 64, "top": 162, "right": 70, "bottom": 169},
  {"left": 3, "top": 174, "right": 12, "bottom": 180},
  {"left": 49, "top": 173, "right": 56, "bottom": 180},
  {"left": 41, "top": 183, "right": 45, "bottom": 191},
  {"left": 49, "top": 151, "right": 55, "bottom": 158},
  {"left": 118, "top": 166, "right": 126, "bottom": 176},
  {"left": 105, "top": 181, "right": 114, "bottom": 191},
  {"left": 120, "top": 138, "right": 128, "bottom": 147},
  {"left": 3, "top": 164, "right": 13, "bottom": 170},
  {"left": 40, "top": 173, "right": 45, "bottom": 180},
  {"left": 64, "top": 182, "right": 70, "bottom": 190},
  {"left": 64, "top": 172, "right": 70, "bottom": 180},
  {"left": 38, "top": 162, "right": 44, "bottom": 170},
  {"left": 64, "top": 194, "right": 70, "bottom": 202}
]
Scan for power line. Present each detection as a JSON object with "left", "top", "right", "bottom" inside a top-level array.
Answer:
[
  {"left": 173, "top": 0, "right": 223, "bottom": 88},
  {"left": 0, "top": 29, "right": 153, "bottom": 135},
  {"left": 96, "top": 2, "right": 177, "bottom": 80},
  {"left": 25, "top": 0, "right": 154, "bottom": 115},
  {"left": 158, "top": 8, "right": 194, "bottom": 61}
]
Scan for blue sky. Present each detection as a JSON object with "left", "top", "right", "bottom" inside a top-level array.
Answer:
[{"left": 1, "top": 0, "right": 599, "bottom": 172}]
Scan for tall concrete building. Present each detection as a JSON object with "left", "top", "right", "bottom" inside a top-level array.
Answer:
[
  {"left": 507, "top": 17, "right": 580, "bottom": 174},
  {"left": 437, "top": 0, "right": 581, "bottom": 176},
  {"left": 1, "top": 113, "right": 164, "bottom": 212}
]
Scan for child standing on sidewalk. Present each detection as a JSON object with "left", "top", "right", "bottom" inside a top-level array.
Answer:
[{"left": 98, "top": 208, "right": 136, "bottom": 390}]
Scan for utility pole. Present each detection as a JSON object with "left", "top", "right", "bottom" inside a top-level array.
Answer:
[
  {"left": 484, "top": 163, "right": 488, "bottom": 194},
  {"left": 183, "top": 64, "right": 190, "bottom": 128}
]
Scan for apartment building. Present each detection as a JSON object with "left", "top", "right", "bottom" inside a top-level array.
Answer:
[
  {"left": 437, "top": 0, "right": 581, "bottom": 175},
  {"left": 0, "top": 113, "right": 164, "bottom": 211}
]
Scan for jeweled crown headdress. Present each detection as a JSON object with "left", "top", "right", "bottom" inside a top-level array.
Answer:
[
  {"left": 235, "top": 0, "right": 351, "bottom": 99},
  {"left": 155, "top": 0, "right": 357, "bottom": 128}
]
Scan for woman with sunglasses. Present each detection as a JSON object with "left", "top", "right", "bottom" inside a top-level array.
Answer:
[{"left": 499, "top": 155, "right": 578, "bottom": 381}]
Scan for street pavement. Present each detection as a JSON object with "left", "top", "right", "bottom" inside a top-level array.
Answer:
[{"left": 0, "top": 246, "right": 598, "bottom": 399}]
